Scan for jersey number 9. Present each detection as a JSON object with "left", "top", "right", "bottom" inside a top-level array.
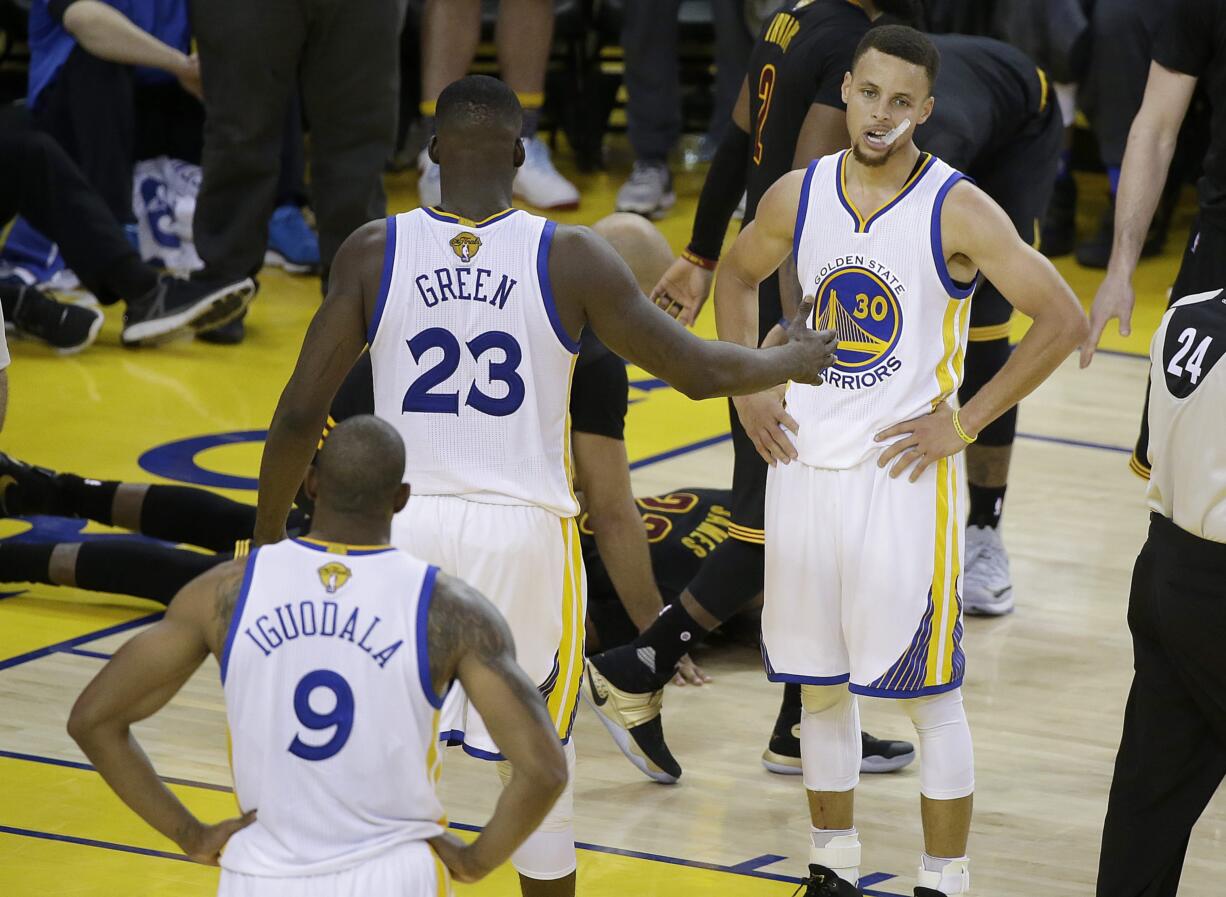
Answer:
[
  {"left": 403, "top": 328, "right": 525, "bottom": 417},
  {"left": 288, "top": 669, "right": 354, "bottom": 761}
]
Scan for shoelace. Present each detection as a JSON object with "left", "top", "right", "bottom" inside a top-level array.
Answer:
[{"left": 791, "top": 869, "right": 835, "bottom": 897}]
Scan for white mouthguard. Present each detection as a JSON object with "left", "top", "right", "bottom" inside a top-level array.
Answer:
[{"left": 881, "top": 118, "right": 912, "bottom": 146}]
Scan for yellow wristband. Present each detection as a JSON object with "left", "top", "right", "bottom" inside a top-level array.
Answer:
[{"left": 952, "top": 408, "right": 977, "bottom": 445}]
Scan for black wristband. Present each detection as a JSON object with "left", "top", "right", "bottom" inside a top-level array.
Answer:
[{"left": 689, "top": 124, "right": 751, "bottom": 261}]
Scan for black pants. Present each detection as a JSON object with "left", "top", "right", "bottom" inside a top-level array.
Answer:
[
  {"left": 0, "top": 109, "right": 153, "bottom": 305},
  {"left": 1079, "top": 0, "right": 1163, "bottom": 167},
  {"left": 191, "top": 0, "right": 402, "bottom": 282},
  {"left": 1097, "top": 514, "right": 1226, "bottom": 897},
  {"left": 622, "top": 0, "right": 747, "bottom": 161},
  {"left": 34, "top": 46, "right": 204, "bottom": 225}
]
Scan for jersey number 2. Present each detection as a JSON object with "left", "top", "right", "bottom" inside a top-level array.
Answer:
[
  {"left": 403, "top": 328, "right": 525, "bottom": 417},
  {"left": 753, "top": 64, "right": 777, "bottom": 165},
  {"left": 288, "top": 669, "right": 354, "bottom": 761}
]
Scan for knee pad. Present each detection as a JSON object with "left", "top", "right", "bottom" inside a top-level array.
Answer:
[
  {"left": 498, "top": 740, "right": 577, "bottom": 880},
  {"left": 959, "top": 337, "right": 1016, "bottom": 446},
  {"left": 799, "top": 685, "right": 861, "bottom": 793},
  {"left": 903, "top": 689, "right": 975, "bottom": 800}
]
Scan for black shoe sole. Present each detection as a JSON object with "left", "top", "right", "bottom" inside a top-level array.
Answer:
[{"left": 121, "top": 279, "right": 255, "bottom": 347}]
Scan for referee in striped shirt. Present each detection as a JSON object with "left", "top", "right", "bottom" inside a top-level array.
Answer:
[{"left": 1096, "top": 287, "right": 1226, "bottom": 897}]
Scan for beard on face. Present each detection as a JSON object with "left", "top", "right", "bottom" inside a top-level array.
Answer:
[{"left": 851, "top": 137, "right": 893, "bottom": 168}]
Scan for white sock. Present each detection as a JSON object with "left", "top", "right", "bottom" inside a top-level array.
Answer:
[
  {"left": 809, "top": 827, "right": 860, "bottom": 885},
  {"left": 917, "top": 853, "right": 970, "bottom": 894}
]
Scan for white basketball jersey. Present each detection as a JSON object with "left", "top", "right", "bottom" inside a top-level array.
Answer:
[
  {"left": 220, "top": 539, "right": 448, "bottom": 877},
  {"left": 788, "top": 150, "right": 976, "bottom": 469},
  {"left": 368, "top": 207, "right": 579, "bottom": 517},
  {"left": 1146, "top": 289, "right": 1226, "bottom": 542}
]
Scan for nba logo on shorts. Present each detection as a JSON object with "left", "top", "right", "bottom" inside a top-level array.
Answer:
[{"left": 815, "top": 265, "right": 903, "bottom": 388}]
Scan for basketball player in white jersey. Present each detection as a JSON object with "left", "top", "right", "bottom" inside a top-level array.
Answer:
[
  {"left": 713, "top": 26, "right": 1088, "bottom": 897},
  {"left": 252, "top": 75, "right": 836, "bottom": 896},
  {"left": 68, "top": 416, "right": 568, "bottom": 896}
]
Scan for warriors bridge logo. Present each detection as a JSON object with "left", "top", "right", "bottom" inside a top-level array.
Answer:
[{"left": 814, "top": 265, "right": 903, "bottom": 389}]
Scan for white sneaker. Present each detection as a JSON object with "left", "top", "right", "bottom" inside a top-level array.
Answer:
[
  {"left": 963, "top": 524, "right": 1014, "bottom": 615},
  {"left": 417, "top": 148, "right": 441, "bottom": 208},
  {"left": 616, "top": 161, "right": 676, "bottom": 219},
  {"left": 514, "top": 137, "right": 580, "bottom": 210}
]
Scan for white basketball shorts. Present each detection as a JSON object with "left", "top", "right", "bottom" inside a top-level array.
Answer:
[
  {"left": 218, "top": 840, "right": 449, "bottom": 897},
  {"left": 762, "top": 452, "right": 966, "bottom": 698},
  {"left": 393, "top": 495, "right": 586, "bottom": 759}
]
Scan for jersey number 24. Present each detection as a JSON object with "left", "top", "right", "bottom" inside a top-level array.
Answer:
[{"left": 403, "top": 328, "right": 525, "bottom": 417}]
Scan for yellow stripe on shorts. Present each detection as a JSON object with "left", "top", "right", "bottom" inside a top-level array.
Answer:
[
  {"left": 924, "top": 456, "right": 959, "bottom": 686},
  {"left": 433, "top": 849, "right": 451, "bottom": 897},
  {"left": 547, "top": 517, "right": 585, "bottom": 739}
]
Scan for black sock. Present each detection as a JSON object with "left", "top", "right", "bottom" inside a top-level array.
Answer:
[
  {"left": 0, "top": 542, "right": 55, "bottom": 584},
  {"left": 595, "top": 602, "right": 710, "bottom": 693},
  {"left": 56, "top": 475, "right": 120, "bottom": 525},
  {"left": 772, "top": 683, "right": 803, "bottom": 735},
  {"left": 140, "top": 485, "right": 258, "bottom": 552},
  {"left": 75, "top": 540, "right": 224, "bottom": 605},
  {"left": 968, "top": 483, "right": 1007, "bottom": 529}
]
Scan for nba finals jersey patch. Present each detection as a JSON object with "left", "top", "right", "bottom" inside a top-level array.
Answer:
[
  {"left": 814, "top": 261, "right": 904, "bottom": 390},
  {"left": 449, "top": 231, "right": 482, "bottom": 263},
  {"left": 318, "top": 561, "right": 352, "bottom": 594}
]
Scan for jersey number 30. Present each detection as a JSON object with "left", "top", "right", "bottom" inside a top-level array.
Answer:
[
  {"left": 288, "top": 669, "right": 354, "bottom": 761},
  {"left": 403, "top": 328, "right": 525, "bottom": 417}
]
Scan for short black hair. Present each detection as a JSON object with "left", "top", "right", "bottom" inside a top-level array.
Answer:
[
  {"left": 435, "top": 74, "right": 522, "bottom": 134},
  {"left": 851, "top": 24, "right": 940, "bottom": 93},
  {"left": 314, "top": 415, "right": 406, "bottom": 514}
]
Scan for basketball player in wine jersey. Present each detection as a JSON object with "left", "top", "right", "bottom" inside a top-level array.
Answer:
[{"left": 713, "top": 26, "right": 1087, "bottom": 897}]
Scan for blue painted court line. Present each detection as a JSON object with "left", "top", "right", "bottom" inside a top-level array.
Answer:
[
  {"left": 1016, "top": 431, "right": 1131, "bottom": 454},
  {"left": 726, "top": 853, "right": 788, "bottom": 873},
  {"left": 0, "top": 749, "right": 912, "bottom": 893},
  {"left": 0, "top": 824, "right": 191, "bottom": 863},
  {"left": 58, "top": 647, "right": 113, "bottom": 661},
  {"left": 0, "top": 748, "right": 233, "bottom": 794},
  {"left": 0, "top": 611, "right": 163, "bottom": 672},
  {"left": 630, "top": 433, "right": 733, "bottom": 470}
]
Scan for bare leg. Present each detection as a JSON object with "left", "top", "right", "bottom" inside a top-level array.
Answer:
[
  {"left": 807, "top": 788, "right": 854, "bottom": 831},
  {"left": 110, "top": 483, "right": 150, "bottom": 532},
  {"left": 48, "top": 543, "right": 82, "bottom": 588},
  {"left": 920, "top": 793, "right": 973, "bottom": 857},
  {"left": 420, "top": 0, "right": 481, "bottom": 107},
  {"left": 518, "top": 871, "right": 575, "bottom": 897},
  {"left": 496, "top": 0, "right": 554, "bottom": 100},
  {"left": 965, "top": 443, "right": 1012, "bottom": 490}
]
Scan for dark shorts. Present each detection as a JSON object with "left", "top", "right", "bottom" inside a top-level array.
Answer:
[{"left": 970, "top": 97, "right": 1064, "bottom": 339}]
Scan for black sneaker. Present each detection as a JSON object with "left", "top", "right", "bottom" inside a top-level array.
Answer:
[
  {"left": 583, "top": 658, "right": 681, "bottom": 784},
  {"left": 0, "top": 452, "right": 64, "bottom": 517},
  {"left": 121, "top": 276, "right": 255, "bottom": 346},
  {"left": 1040, "top": 175, "right": 1076, "bottom": 257},
  {"left": 197, "top": 310, "right": 247, "bottom": 345},
  {"left": 763, "top": 726, "right": 915, "bottom": 775},
  {"left": 5, "top": 285, "right": 103, "bottom": 355},
  {"left": 915, "top": 889, "right": 945, "bottom": 897},
  {"left": 793, "top": 864, "right": 862, "bottom": 896}
]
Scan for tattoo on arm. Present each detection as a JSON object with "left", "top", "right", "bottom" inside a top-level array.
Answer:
[{"left": 211, "top": 563, "right": 246, "bottom": 654}]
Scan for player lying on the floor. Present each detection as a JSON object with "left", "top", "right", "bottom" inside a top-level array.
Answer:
[
  {"left": 0, "top": 455, "right": 915, "bottom": 777},
  {"left": 68, "top": 416, "right": 567, "bottom": 889}
]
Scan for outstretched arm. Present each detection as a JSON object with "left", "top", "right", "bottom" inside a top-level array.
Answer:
[
  {"left": 876, "top": 181, "right": 1088, "bottom": 480},
  {"left": 426, "top": 574, "right": 568, "bottom": 883},
  {"left": 1082, "top": 62, "right": 1196, "bottom": 365},
  {"left": 552, "top": 224, "right": 834, "bottom": 399},
  {"left": 67, "top": 561, "right": 256, "bottom": 864},
  {"left": 254, "top": 222, "right": 382, "bottom": 544}
]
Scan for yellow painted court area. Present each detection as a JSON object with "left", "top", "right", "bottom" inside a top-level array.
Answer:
[{"left": 1, "top": 159, "right": 1218, "bottom": 897}]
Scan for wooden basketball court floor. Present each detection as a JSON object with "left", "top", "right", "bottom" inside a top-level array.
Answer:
[{"left": 1, "top": 156, "right": 1223, "bottom": 897}]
